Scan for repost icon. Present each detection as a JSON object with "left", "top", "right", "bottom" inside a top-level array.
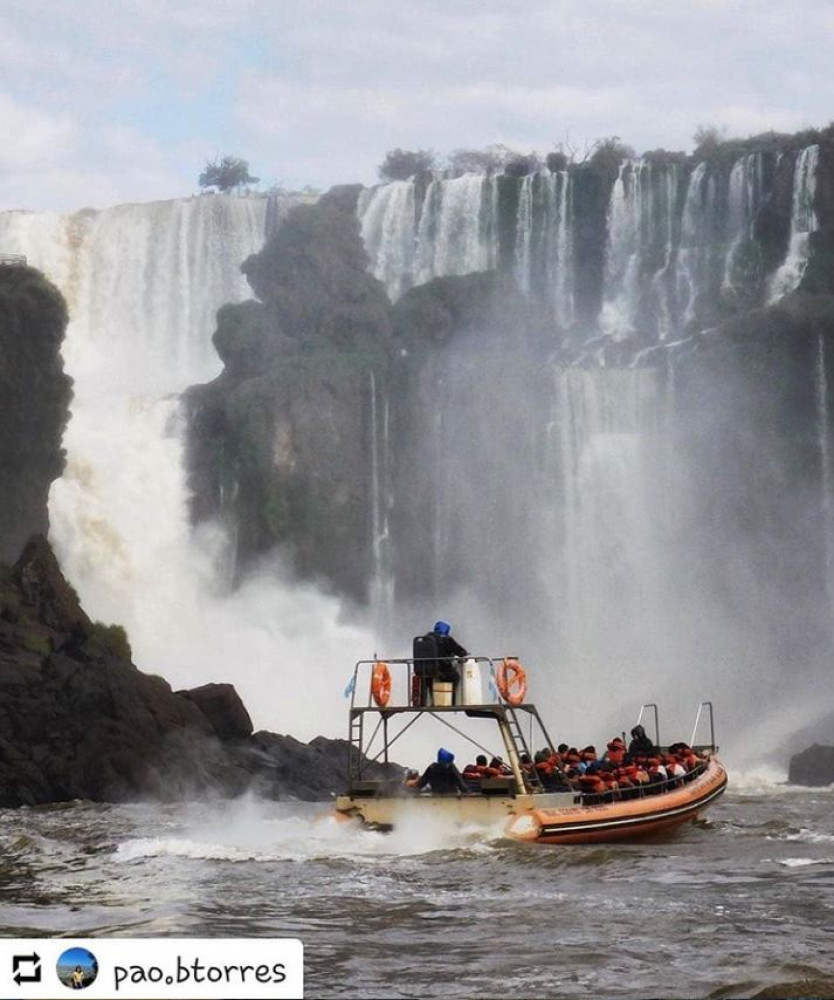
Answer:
[{"left": 12, "top": 952, "right": 41, "bottom": 985}]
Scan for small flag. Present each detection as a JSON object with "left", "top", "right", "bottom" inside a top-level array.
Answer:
[{"left": 343, "top": 675, "right": 356, "bottom": 699}]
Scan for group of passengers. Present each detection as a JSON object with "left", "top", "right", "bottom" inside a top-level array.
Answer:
[
  {"left": 542, "top": 726, "right": 708, "bottom": 802},
  {"left": 408, "top": 725, "right": 706, "bottom": 800}
]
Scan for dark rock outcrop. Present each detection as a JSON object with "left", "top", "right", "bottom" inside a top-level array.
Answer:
[
  {"left": 178, "top": 683, "right": 253, "bottom": 741},
  {"left": 788, "top": 744, "right": 834, "bottom": 786},
  {"left": 185, "top": 197, "right": 393, "bottom": 599},
  {"left": 0, "top": 265, "right": 72, "bottom": 562},
  {"left": 0, "top": 536, "right": 398, "bottom": 807}
]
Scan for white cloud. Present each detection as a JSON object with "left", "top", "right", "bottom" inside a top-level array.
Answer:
[
  {"left": 2, "top": 0, "right": 834, "bottom": 209},
  {"left": 0, "top": 92, "right": 76, "bottom": 171}
]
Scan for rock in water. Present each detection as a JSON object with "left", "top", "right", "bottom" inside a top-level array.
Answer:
[{"left": 788, "top": 744, "right": 834, "bottom": 786}]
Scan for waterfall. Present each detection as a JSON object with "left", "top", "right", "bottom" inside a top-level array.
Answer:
[
  {"left": 768, "top": 144, "right": 820, "bottom": 302},
  {"left": 675, "top": 161, "right": 710, "bottom": 330},
  {"left": 600, "top": 160, "right": 644, "bottom": 339},
  {"left": 816, "top": 334, "right": 834, "bottom": 613},
  {"left": 551, "top": 366, "right": 662, "bottom": 657},
  {"left": 357, "top": 180, "right": 417, "bottom": 301},
  {"left": 721, "top": 153, "right": 763, "bottom": 297},
  {"left": 600, "top": 160, "right": 680, "bottom": 340},
  {"left": 0, "top": 193, "right": 372, "bottom": 738},
  {"left": 415, "top": 174, "right": 497, "bottom": 286},
  {"left": 0, "top": 196, "right": 267, "bottom": 389},
  {"left": 514, "top": 174, "right": 534, "bottom": 296},
  {"left": 369, "top": 370, "right": 394, "bottom": 640},
  {"left": 546, "top": 170, "right": 575, "bottom": 329},
  {"left": 358, "top": 173, "right": 498, "bottom": 299}
]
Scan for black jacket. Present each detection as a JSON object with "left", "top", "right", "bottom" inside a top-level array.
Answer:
[
  {"left": 434, "top": 633, "right": 467, "bottom": 681},
  {"left": 416, "top": 761, "right": 469, "bottom": 794}
]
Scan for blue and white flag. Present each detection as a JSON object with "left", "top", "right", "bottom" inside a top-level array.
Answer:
[{"left": 343, "top": 675, "right": 356, "bottom": 699}]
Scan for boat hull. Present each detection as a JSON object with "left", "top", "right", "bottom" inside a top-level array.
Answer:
[
  {"left": 507, "top": 758, "right": 728, "bottom": 844},
  {"left": 336, "top": 758, "right": 728, "bottom": 844}
]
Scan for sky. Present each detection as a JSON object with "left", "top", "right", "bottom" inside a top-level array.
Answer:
[{"left": 1, "top": 0, "right": 833, "bottom": 212}]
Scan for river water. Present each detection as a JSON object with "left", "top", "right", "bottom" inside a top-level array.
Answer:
[{"left": 2, "top": 782, "right": 833, "bottom": 999}]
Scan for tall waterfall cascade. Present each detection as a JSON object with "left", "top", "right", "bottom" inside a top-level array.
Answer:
[
  {"left": 0, "top": 142, "right": 826, "bottom": 757},
  {"left": 358, "top": 145, "right": 820, "bottom": 343},
  {"left": 0, "top": 194, "right": 371, "bottom": 738},
  {"left": 768, "top": 144, "right": 820, "bottom": 302}
]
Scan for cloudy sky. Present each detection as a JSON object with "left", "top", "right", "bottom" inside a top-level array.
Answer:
[{"left": 1, "top": 0, "right": 832, "bottom": 212}]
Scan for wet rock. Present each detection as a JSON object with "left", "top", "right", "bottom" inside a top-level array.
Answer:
[
  {"left": 178, "top": 683, "right": 254, "bottom": 741},
  {"left": 788, "top": 743, "right": 834, "bottom": 786},
  {"left": 0, "top": 536, "right": 385, "bottom": 808}
]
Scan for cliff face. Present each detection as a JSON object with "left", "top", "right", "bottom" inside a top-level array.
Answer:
[
  {"left": 185, "top": 130, "right": 834, "bottom": 637},
  {"left": 0, "top": 536, "right": 399, "bottom": 807},
  {"left": 0, "top": 265, "right": 71, "bottom": 562},
  {"left": 186, "top": 194, "right": 394, "bottom": 599}
]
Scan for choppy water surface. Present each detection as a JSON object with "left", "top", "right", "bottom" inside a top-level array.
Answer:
[{"left": 1, "top": 786, "right": 833, "bottom": 999}]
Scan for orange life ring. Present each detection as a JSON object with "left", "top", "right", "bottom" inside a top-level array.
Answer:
[
  {"left": 371, "top": 661, "right": 392, "bottom": 707},
  {"left": 497, "top": 658, "right": 527, "bottom": 705}
]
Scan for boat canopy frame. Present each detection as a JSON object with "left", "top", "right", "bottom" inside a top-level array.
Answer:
[{"left": 346, "top": 656, "right": 558, "bottom": 796}]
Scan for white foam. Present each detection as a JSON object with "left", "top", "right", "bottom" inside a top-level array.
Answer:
[
  {"left": 779, "top": 856, "right": 834, "bottom": 868},
  {"left": 112, "top": 797, "right": 504, "bottom": 865}
]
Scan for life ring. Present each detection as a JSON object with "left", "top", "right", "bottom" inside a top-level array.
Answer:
[
  {"left": 371, "top": 661, "right": 392, "bottom": 707},
  {"left": 497, "top": 658, "right": 527, "bottom": 706}
]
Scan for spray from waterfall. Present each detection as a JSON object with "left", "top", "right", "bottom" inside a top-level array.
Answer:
[{"left": 0, "top": 195, "right": 373, "bottom": 739}]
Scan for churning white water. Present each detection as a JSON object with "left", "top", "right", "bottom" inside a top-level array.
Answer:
[{"left": 0, "top": 194, "right": 373, "bottom": 739}]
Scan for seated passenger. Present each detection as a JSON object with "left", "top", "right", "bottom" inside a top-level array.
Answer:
[
  {"left": 462, "top": 754, "right": 489, "bottom": 780},
  {"left": 666, "top": 755, "right": 687, "bottom": 788},
  {"left": 647, "top": 757, "right": 668, "bottom": 794},
  {"left": 415, "top": 748, "right": 469, "bottom": 795},
  {"left": 604, "top": 737, "right": 626, "bottom": 766},
  {"left": 577, "top": 771, "right": 607, "bottom": 801},
  {"left": 489, "top": 756, "right": 513, "bottom": 776}
]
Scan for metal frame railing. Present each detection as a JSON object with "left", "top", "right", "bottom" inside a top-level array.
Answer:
[
  {"left": 348, "top": 654, "right": 506, "bottom": 713},
  {"left": 690, "top": 701, "right": 717, "bottom": 753},
  {"left": 345, "top": 655, "right": 558, "bottom": 796}
]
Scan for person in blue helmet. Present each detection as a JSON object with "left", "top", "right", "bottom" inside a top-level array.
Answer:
[
  {"left": 411, "top": 620, "right": 468, "bottom": 706},
  {"left": 414, "top": 747, "right": 469, "bottom": 794}
]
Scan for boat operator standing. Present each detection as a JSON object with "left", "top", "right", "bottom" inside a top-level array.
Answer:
[{"left": 412, "top": 619, "right": 469, "bottom": 706}]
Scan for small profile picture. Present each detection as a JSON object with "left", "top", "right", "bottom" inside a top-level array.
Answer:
[{"left": 56, "top": 947, "right": 99, "bottom": 990}]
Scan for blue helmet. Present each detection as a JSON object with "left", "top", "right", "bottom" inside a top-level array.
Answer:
[
  {"left": 434, "top": 620, "right": 451, "bottom": 636},
  {"left": 437, "top": 747, "right": 454, "bottom": 764}
]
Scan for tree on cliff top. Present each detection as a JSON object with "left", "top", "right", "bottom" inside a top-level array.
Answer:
[
  {"left": 199, "top": 156, "right": 259, "bottom": 193},
  {"left": 378, "top": 148, "right": 436, "bottom": 181}
]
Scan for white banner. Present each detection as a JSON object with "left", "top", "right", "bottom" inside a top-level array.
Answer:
[{"left": 0, "top": 938, "right": 303, "bottom": 999}]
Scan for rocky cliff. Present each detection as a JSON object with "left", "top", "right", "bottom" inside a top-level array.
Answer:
[
  {"left": 185, "top": 192, "right": 393, "bottom": 599},
  {"left": 0, "top": 264, "right": 71, "bottom": 562},
  {"left": 0, "top": 536, "right": 399, "bottom": 807}
]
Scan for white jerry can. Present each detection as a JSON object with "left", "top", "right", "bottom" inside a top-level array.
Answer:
[{"left": 461, "top": 658, "right": 483, "bottom": 705}]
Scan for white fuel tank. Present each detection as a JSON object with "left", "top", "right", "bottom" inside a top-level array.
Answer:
[{"left": 461, "top": 658, "right": 483, "bottom": 705}]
